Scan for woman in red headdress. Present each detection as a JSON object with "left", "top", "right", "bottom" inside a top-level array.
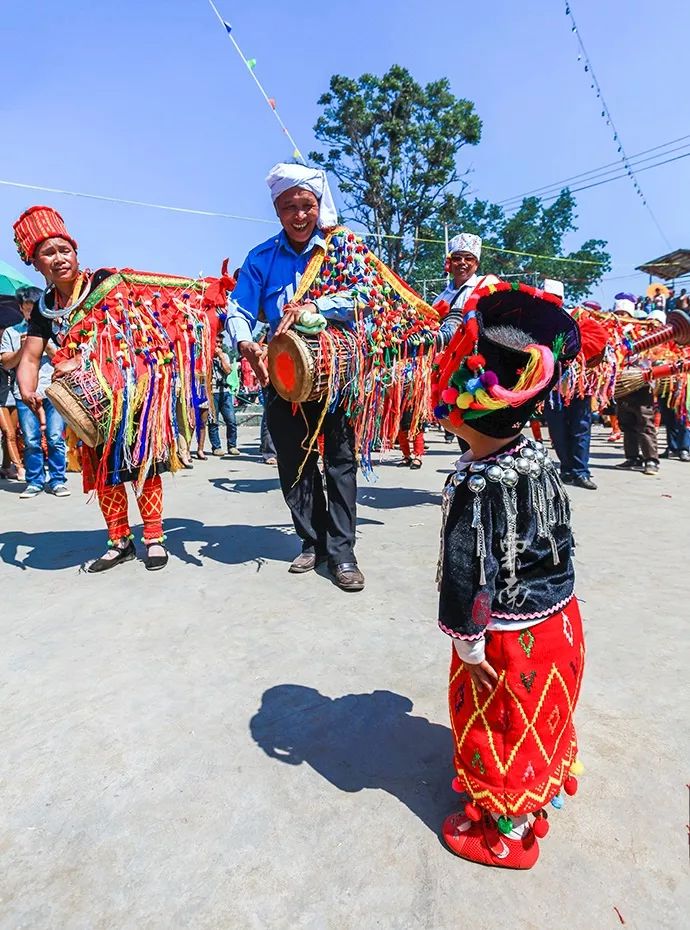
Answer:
[{"left": 14, "top": 205, "right": 227, "bottom": 572}]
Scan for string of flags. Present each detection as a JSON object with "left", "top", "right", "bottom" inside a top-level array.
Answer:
[
  {"left": 564, "top": 2, "right": 670, "bottom": 247},
  {"left": 206, "top": 1, "right": 306, "bottom": 164}
]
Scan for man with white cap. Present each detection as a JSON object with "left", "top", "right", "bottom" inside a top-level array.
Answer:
[
  {"left": 428, "top": 232, "right": 497, "bottom": 444},
  {"left": 434, "top": 233, "right": 498, "bottom": 347},
  {"left": 226, "top": 163, "right": 365, "bottom": 591}
]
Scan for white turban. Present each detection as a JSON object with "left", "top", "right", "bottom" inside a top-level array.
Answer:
[
  {"left": 448, "top": 232, "right": 482, "bottom": 261},
  {"left": 543, "top": 278, "right": 564, "bottom": 300},
  {"left": 266, "top": 163, "right": 338, "bottom": 229}
]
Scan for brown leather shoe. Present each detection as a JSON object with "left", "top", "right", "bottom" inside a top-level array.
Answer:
[
  {"left": 289, "top": 551, "right": 318, "bottom": 574},
  {"left": 332, "top": 562, "right": 365, "bottom": 592}
]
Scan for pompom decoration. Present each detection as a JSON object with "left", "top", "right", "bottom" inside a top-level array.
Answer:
[
  {"left": 497, "top": 816, "right": 513, "bottom": 835},
  {"left": 532, "top": 814, "right": 550, "bottom": 838},
  {"left": 570, "top": 759, "right": 585, "bottom": 776},
  {"left": 441, "top": 387, "right": 459, "bottom": 405},
  {"left": 466, "top": 354, "right": 485, "bottom": 372},
  {"left": 563, "top": 776, "right": 578, "bottom": 796},
  {"left": 464, "top": 802, "right": 482, "bottom": 823},
  {"left": 447, "top": 408, "right": 463, "bottom": 429},
  {"left": 434, "top": 404, "right": 449, "bottom": 420},
  {"left": 456, "top": 392, "right": 473, "bottom": 409},
  {"left": 465, "top": 377, "right": 482, "bottom": 393},
  {"left": 480, "top": 370, "right": 499, "bottom": 389},
  {"left": 451, "top": 776, "right": 463, "bottom": 793},
  {"left": 550, "top": 794, "right": 564, "bottom": 810}
]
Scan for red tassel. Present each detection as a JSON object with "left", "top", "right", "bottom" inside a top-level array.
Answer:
[{"left": 464, "top": 802, "right": 482, "bottom": 822}]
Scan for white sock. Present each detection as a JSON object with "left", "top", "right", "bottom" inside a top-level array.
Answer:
[{"left": 491, "top": 812, "right": 530, "bottom": 839}]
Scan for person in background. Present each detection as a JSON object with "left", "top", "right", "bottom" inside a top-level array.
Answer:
[
  {"left": 652, "top": 287, "right": 667, "bottom": 315},
  {"left": 401, "top": 232, "right": 498, "bottom": 459},
  {"left": 543, "top": 282, "right": 607, "bottom": 491},
  {"left": 677, "top": 288, "right": 689, "bottom": 311},
  {"left": 616, "top": 381, "right": 660, "bottom": 475},
  {"left": 209, "top": 332, "right": 240, "bottom": 457},
  {"left": 0, "top": 294, "right": 25, "bottom": 481},
  {"left": 658, "top": 392, "right": 690, "bottom": 462},
  {"left": 0, "top": 285, "right": 69, "bottom": 499},
  {"left": 665, "top": 288, "right": 676, "bottom": 312}
]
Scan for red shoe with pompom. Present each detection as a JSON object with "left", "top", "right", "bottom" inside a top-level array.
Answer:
[{"left": 442, "top": 812, "right": 540, "bottom": 870}]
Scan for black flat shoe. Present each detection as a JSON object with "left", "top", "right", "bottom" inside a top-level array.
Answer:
[
  {"left": 87, "top": 539, "right": 136, "bottom": 573},
  {"left": 144, "top": 544, "right": 169, "bottom": 571}
]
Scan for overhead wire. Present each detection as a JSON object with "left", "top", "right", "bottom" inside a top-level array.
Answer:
[
  {"left": 564, "top": 2, "right": 672, "bottom": 247},
  {"left": 497, "top": 135, "right": 690, "bottom": 208},
  {"left": 0, "top": 178, "right": 608, "bottom": 266}
]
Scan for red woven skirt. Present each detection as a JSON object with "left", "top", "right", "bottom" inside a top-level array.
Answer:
[{"left": 448, "top": 597, "right": 585, "bottom": 816}]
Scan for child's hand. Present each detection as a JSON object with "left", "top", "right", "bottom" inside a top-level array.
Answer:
[{"left": 466, "top": 660, "right": 499, "bottom": 692}]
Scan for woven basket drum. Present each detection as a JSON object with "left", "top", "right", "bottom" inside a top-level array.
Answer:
[
  {"left": 268, "top": 330, "right": 353, "bottom": 403},
  {"left": 46, "top": 373, "right": 107, "bottom": 447}
]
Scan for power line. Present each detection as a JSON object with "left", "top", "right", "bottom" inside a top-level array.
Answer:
[
  {"left": 564, "top": 2, "right": 672, "bottom": 247},
  {"left": 534, "top": 149, "right": 690, "bottom": 204},
  {"left": 0, "top": 178, "right": 608, "bottom": 266},
  {"left": 0, "top": 179, "right": 278, "bottom": 225},
  {"left": 497, "top": 135, "right": 690, "bottom": 207}
]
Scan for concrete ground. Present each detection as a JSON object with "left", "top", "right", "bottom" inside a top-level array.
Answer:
[{"left": 1, "top": 425, "right": 688, "bottom": 930}]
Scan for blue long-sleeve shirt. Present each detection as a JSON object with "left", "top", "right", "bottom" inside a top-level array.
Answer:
[{"left": 225, "top": 228, "right": 355, "bottom": 348}]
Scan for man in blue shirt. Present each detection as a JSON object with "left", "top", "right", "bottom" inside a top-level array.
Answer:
[{"left": 226, "top": 163, "right": 364, "bottom": 591}]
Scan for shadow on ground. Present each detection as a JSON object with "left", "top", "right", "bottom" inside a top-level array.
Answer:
[
  {"left": 0, "top": 516, "right": 384, "bottom": 571},
  {"left": 250, "top": 684, "right": 455, "bottom": 834},
  {"left": 209, "top": 476, "right": 282, "bottom": 494},
  {"left": 357, "top": 486, "right": 441, "bottom": 509}
]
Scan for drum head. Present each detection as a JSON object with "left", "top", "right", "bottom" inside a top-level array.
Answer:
[
  {"left": 268, "top": 332, "right": 315, "bottom": 403},
  {"left": 46, "top": 381, "right": 101, "bottom": 447}
]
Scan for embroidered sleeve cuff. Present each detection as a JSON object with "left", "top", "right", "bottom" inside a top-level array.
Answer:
[{"left": 453, "top": 637, "right": 486, "bottom": 664}]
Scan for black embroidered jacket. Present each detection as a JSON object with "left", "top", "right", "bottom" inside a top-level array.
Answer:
[{"left": 437, "top": 436, "right": 575, "bottom": 642}]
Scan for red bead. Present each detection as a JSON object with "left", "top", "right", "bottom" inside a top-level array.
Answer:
[
  {"left": 564, "top": 776, "right": 578, "bottom": 796},
  {"left": 464, "top": 802, "right": 482, "bottom": 822},
  {"left": 532, "top": 816, "right": 550, "bottom": 838},
  {"left": 451, "top": 776, "right": 463, "bottom": 793}
]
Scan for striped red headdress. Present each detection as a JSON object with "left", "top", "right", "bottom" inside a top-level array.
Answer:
[{"left": 13, "top": 205, "right": 78, "bottom": 265}]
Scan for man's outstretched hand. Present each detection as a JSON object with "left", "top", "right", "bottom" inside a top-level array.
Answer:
[{"left": 238, "top": 340, "right": 269, "bottom": 387}]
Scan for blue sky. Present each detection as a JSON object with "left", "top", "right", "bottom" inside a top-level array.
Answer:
[{"left": 2, "top": 0, "right": 688, "bottom": 303}]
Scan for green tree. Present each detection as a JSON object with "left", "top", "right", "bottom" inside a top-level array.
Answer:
[
  {"left": 413, "top": 190, "right": 611, "bottom": 304},
  {"left": 309, "top": 65, "right": 481, "bottom": 275},
  {"left": 310, "top": 66, "right": 611, "bottom": 305}
]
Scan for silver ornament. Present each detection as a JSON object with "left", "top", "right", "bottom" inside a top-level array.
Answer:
[
  {"left": 468, "top": 474, "right": 486, "bottom": 493},
  {"left": 469, "top": 462, "right": 486, "bottom": 473},
  {"left": 498, "top": 454, "right": 515, "bottom": 467},
  {"left": 486, "top": 464, "right": 503, "bottom": 482},
  {"left": 515, "top": 457, "right": 531, "bottom": 475},
  {"left": 529, "top": 461, "right": 542, "bottom": 478},
  {"left": 501, "top": 467, "right": 519, "bottom": 488},
  {"left": 521, "top": 447, "right": 536, "bottom": 459}
]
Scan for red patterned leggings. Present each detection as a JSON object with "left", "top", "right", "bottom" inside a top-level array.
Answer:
[
  {"left": 97, "top": 476, "right": 164, "bottom": 543},
  {"left": 398, "top": 429, "right": 425, "bottom": 458}
]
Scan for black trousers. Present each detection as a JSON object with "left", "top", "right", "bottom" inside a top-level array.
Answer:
[{"left": 264, "top": 387, "right": 357, "bottom": 564}]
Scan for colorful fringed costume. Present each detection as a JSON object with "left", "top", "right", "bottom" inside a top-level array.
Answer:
[
  {"left": 271, "top": 225, "right": 440, "bottom": 470},
  {"left": 432, "top": 282, "right": 586, "bottom": 870},
  {"left": 47, "top": 269, "right": 220, "bottom": 495}
]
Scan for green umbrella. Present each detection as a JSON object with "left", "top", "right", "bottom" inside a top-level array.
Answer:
[{"left": 0, "top": 259, "right": 38, "bottom": 296}]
